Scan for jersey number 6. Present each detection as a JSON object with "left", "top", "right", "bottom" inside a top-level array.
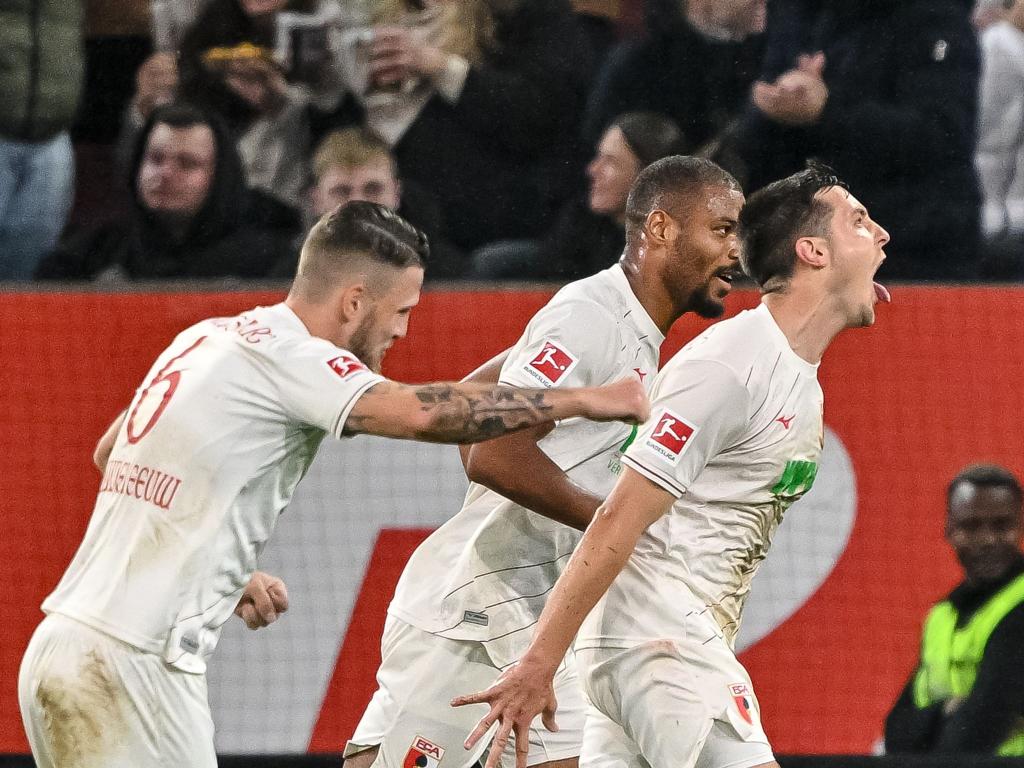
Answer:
[{"left": 126, "top": 336, "right": 207, "bottom": 444}]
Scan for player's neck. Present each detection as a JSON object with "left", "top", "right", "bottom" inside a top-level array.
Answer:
[
  {"left": 621, "top": 254, "right": 676, "bottom": 335},
  {"left": 762, "top": 290, "right": 846, "bottom": 365},
  {"left": 285, "top": 295, "right": 348, "bottom": 348}
]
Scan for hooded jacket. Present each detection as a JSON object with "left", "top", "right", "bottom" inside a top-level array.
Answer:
[
  {"left": 36, "top": 109, "right": 292, "bottom": 280},
  {"left": 737, "top": 0, "right": 981, "bottom": 280}
]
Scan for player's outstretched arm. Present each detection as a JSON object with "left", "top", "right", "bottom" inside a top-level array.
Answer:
[
  {"left": 94, "top": 410, "right": 126, "bottom": 472},
  {"left": 455, "top": 347, "right": 600, "bottom": 529},
  {"left": 342, "top": 377, "right": 649, "bottom": 444},
  {"left": 457, "top": 348, "right": 512, "bottom": 470},
  {"left": 451, "top": 468, "right": 675, "bottom": 768}
]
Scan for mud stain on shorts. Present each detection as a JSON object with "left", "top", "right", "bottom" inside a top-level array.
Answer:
[{"left": 36, "top": 649, "right": 128, "bottom": 767}]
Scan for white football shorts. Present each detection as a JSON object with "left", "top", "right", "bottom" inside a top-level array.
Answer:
[
  {"left": 577, "top": 609, "right": 774, "bottom": 768},
  {"left": 347, "top": 615, "right": 586, "bottom": 768},
  {"left": 18, "top": 613, "right": 216, "bottom": 768}
]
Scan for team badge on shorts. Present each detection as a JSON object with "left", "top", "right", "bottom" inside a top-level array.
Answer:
[
  {"left": 403, "top": 735, "right": 446, "bottom": 768},
  {"left": 729, "top": 683, "right": 756, "bottom": 725},
  {"left": 524, "top": 341, "right": 578, "bottom": 386},
  {"left": 644, "top": 410, "right": 698, "bottom": 465},
  {"left": 326, "top": 353, "right": 367, "bottom": 380}
]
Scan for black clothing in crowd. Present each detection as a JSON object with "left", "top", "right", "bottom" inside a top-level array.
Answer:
[
  {"left": 36, "top": 108, "right": 293, "bottom": 281},
  {"left": 885, "top": 556, "right": 1024, "bottom": 753},
  {"left": 736, "top": 0, "right": 981, "bottom": 281}
]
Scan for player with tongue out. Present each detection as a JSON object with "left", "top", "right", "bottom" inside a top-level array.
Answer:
[{"left": 453, "top": 162, "right": 892, "bottom": 768}]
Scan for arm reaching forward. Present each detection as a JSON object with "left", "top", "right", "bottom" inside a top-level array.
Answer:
[
  {"left": 457, "top": 348, "right": 512, "bottom": 470},
  {"left": 450, "top": 468, "right": 675, "bottom": 768},
  {"left": 342, "top": 377, "right": 648, "bottom": 444},
  {"left": 456, "top": 346, "right": 603, "bottom": 530}
]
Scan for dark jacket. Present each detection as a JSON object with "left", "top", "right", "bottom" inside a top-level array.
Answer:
[
  {"left": 322, "top": 0, "right": 595, "bottom": 252},
  {"left": 885, "top": 557, "right": 1024, "bottom": 753},
  {"left": 736, "top": 0, "right": 981, "bottom": 280},
  {"left": 582, "top": 11, "right": 764, "bottom": 152},
  {"left": 36, "top": 110, "right": 292, "bottom": 280},
  {"left": 0, "top": 0, "right": 84, "bottom": 141},
  {"left": 538, "top": 194, "right": 624, "bottom": 281},
  {"left": 178, "top": 0, "right": 272, "bottom": 135}
]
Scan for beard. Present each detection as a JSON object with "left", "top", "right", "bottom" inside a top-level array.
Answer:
[
  {"left": 347, "top": 311, "right": 384, "bottom": 373},
  {"left": 688, "top": 281, "right": 727, "bottom": 320}
]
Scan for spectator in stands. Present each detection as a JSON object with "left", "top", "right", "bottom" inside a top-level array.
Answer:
[
  {"left": 330, "top": 0, "right": 596, "bottom": 251},
  {"left": 471, "top": 111, "right": 684, "bottom": 279},
  {"left": 974, "top": 0, "right": 1011, "bottom": 30},
  {"left": 178, "top": 0, "right": 345, "bottom": 209},
  {"left": 36, "top": 103, "right": 291, "bottom": 281},
  {"left": 581, "top": 0, "right": 765, "bottom": 156},
  {"left": 0, "top": 0, "right": 83, "bottom": 281},
  {"left": 736, "top": 0, "right": 981, "bottom": 281},
  {"left": 277, "top": 126, "right": 464, "bottom": 278},
  {"left": 885, "top": 464, "right": 1024, "bottom": 755},
  {"left": 976, "top": 0, "right": 1024, "bottom": 278}
]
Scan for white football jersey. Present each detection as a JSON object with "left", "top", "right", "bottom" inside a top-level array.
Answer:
[
  {"left": 578, "top": 303, "right": 825, "bottom": 652},
  {"left": 43, "top": 303, "right": 384, "bottom": 673},
  {"left": 390, "top": 265, "right": 662, "bottom": 667}
]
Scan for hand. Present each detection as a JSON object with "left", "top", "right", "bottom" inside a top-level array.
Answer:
[
  {"left": 752, "top": 52, "right": 828, "bottom": 126},
  {"left": 133, "top": 52, "right": 178, "bottom": 119},
  {"left": 369, "top": 25, "right": 447, "bottom": 88},
  {"left": 582, "top": 377, "right": 650, "bottom": 424},
  {"left": 234, "top": 571, "right": 289, "bottom": 629},
  {"left": 451, "top": 660, "right": 559, "bottom": 768},
  {"left": 223, "top": 58, "right": 288, "bottom": 115}
]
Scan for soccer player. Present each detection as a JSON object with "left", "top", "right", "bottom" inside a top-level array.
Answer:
[
  {"left": 452, "top": 163, "right": 892, "bottom": 768},
  {"left": 16, "top": 202, "right": 648, "bottom": 768},
  {"left": 345, "top": 156, "right": 745, "bottom": 768}
]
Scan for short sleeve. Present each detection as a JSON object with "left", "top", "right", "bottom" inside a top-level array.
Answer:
[
  {"left": 271, "top": 338, "right": 385, "bottom": 438},
  {"left": 622, "top": 360, "right": 749, "bottom": 498},
  {"left": 500, "top": 299, "right": 620, "bottom": 390}
]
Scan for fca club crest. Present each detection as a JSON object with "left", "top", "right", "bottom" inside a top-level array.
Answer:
[
  {"left": 403, "top": 735, "right": 445, "bottom": 768},
  {"left": 730, "top": 683, "right": 755, "bottom": 725}
]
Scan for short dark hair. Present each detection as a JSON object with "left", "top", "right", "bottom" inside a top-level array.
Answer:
[
  {"left": 613, "top": 112, "right": 686, "bottom": 167},
  {"left": 738, "top": 161, "right": 848, "bottom": 291},
  {"left": 948, "top": 464, "right": 1024, "bottom": 511},
  {"left": 295, "top": 202, "right": 428, "bottom": 296},
  {"left": 624, "top": 155, "right": 739, "bottom": 242}
]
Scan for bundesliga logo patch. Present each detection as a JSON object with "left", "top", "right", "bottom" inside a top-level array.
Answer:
[
  {"left": 326, "top": 353, "right": 367, "bottom": 380},
  {"left": 644, "top": 410, "right": 698, "bottom": 465},
  {"left": 730, "top": 683, "right": 756, "bottom": 725},
  {"left": 403, "top": 735, "right": 445, "bottom": 768},
  {"left": 524, "top": 341, "right": 578, "bottom": 386}
]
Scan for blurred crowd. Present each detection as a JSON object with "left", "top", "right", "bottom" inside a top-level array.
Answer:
[{"left": 2, "top": 0, "right": 1023, "bottom": 283}]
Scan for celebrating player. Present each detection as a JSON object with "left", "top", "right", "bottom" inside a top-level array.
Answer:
[
  {"left": 345, "top": 156, "right": 745, "bottom": 768},
  {"left": 452, "top": 163, "right": 892, "bottom": 768},
  {"left": 16, "top": 202, "right": 648, "bottom": 768}
]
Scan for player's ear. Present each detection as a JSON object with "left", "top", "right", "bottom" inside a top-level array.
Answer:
[
  {"left": 335, "top": 282, "right": 367, "bottom": 324},
  {"left": 794, "top": 235, "right": 828, "bottom": 269},
  {"left": 644, "top": 209, "right": 673, "bottom": 245}
]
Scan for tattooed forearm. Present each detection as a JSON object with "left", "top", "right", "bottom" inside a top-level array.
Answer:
[
  {"left": 412, "top": 385, "right": 554, "bottom": 443},
  {"left": 342, "top": 381, "right": 574, "bottom": 442}
]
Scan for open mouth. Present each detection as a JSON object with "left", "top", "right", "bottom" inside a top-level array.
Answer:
[{"left": 716, "top": 267, "right": 742, "bottom": 289}]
